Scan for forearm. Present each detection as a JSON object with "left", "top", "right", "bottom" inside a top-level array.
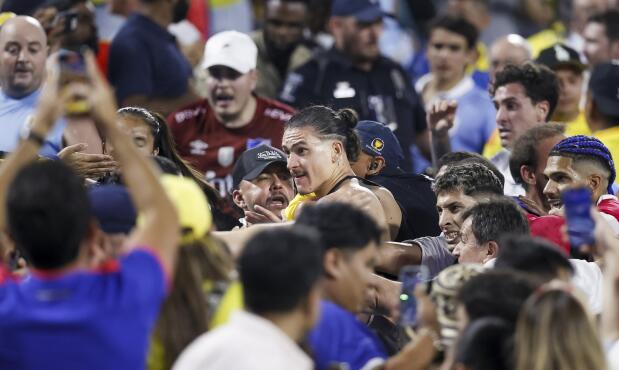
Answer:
[
  {"left": 214, "top": 222, "right": 292, "bottom": 259},
  {"left": 430, "top": 132, "right": 450, "bottom": 172},
  {"left": 602, "top": 251, "right": 619, "bottom": 340},
  {"left": 0, "top": 117, "right": 53, "bottom": 230},
  {"left": 376, "top": 242, "right": 423, "bottom": 276},
  {"left": 415, "top": 131, "right": 432, "bottom": 161}
]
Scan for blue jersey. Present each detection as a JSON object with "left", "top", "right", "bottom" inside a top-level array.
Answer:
[
  {"left": 411, "top": 76, "right": 496, "bottom": 173},
  {"left": 0, "top": 249, "right": 167, "bottom": 370},
  {"left": 0, "top": 89, "right": 65, "bottom": 157},
  {"left": 308, "top": 301, "right": 388, "bottom": 370}
]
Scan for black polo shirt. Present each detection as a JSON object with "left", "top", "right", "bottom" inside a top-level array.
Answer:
[
  {"left": 108, "top": 14, "right": 192, "bottom": 105},
  {"left": 280, "top": 48, "right": 427, "bottom": 171}
]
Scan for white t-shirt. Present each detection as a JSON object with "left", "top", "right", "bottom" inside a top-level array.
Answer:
[
  {"left": 570, "top": 259, "right": 604, "bottom": 314},
  {"left": 608, "top": 340, "right": 619, "bottom": 370},
  {"left": 485, "top": 258, "right": 603, "bottom": 314},
  {"left": 173, "top": 310, "right": 313, "bottom": 370}
]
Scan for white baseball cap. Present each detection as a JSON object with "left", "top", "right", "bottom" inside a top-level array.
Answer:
[{"left": 201, "top": 30, "right": 257, "bottom": 74}]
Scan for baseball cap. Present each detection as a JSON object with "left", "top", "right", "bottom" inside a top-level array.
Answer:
[
  {"left": 536, "top": 43, "right": 586, "bottom": 72},
  {"left": 589, "top": 61, "right": 619, "bottom": 118},
  {"left": 232, "top": 144, "right": 288, "bottom": 189},
  {"left": 355, "top": 120, "right": 404, "bottom": 170},
  {"left": 431, "top": 264, "right": 486, "bottom": 347},
  {"left": 331, "top": 0, "right": 384, "bottom": 23},
  {"left": 201, "top": 30, "right": 257, "bottom": 74},
  {"left": 160, "top": 175, "right": 212, "bottom": 243},
  {"left": 89, "top": 185, "right": 137, "bottom": 234}
]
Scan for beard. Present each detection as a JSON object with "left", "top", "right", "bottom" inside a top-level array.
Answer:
[{"left": 172, "top": 0, "right": 190, "bottom": 23}]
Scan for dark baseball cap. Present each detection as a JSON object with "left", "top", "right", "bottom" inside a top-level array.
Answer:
[
  {"left": 589, "top": 61, "right": 619, "bottom": 118},
  {"left": 232, "top": 144, "right": 288, "bottom": 189},
  {"left": 331, "top": 0, "right": 384, "bottom": 23},
  {"left": 355, "top": 120, "right": 404, "bottom": 171},
  {"left": 536, "top": 43, "right": 586, "bottom": 72},
  {"left": 88, "top": 185, "right": 137, "bottom": 234}
]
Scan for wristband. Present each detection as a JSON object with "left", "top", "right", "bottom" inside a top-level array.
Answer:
[{"left": 20, "top": 127, "right": 46, "bottom": 146}]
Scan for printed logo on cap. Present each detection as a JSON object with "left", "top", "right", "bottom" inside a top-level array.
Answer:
[
  {"left": 257, "top": 150, "right": 284, "bottom": 161},
  {"left": 554, "top": 45, "right": 569, "bottom": 62},
  {"left": 371, "top": 138, "right": 384, "bottom": 152}
]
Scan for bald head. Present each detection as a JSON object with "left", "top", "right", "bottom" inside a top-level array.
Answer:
[
  {"left": 0, "top": 16, "right": 48, "bottom": 98},
  {"left": 489, "top": 34, "right": 532, "bottom": 82}
]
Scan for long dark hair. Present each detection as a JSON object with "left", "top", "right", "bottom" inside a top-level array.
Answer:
[
  {"left": 116, "top": 107, "right": 222, "bottom": 204},
  {"left": 285, "top": 105, "right": 361, "bottom": 162},
  {"left": 154, "top": 234, "right": 235, "bottom": 369}
]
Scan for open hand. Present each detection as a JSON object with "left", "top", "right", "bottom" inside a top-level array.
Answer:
[
  {"left": 427, "top": 100, "right": 457, "bottom": 137},
  {"left": 58, "top": 143, "right": 118, "bottom": 179},
  {"left": 245, "top": 205, "right": 283, "bottom": 225}
]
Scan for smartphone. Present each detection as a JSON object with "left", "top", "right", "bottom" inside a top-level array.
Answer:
[
  {"left": 53, "top": 10, "right": 79, "bottom": 34},
  {"left": 58, "top": 49, "right": 90, "bottom": 115},
  {"left": 399, "top": 265, "right": 429, "bottom": 327},
  {"left": 561, "top": 187, "right": 595, "bottom": 252},
  {"left": 58, "top": 49, "right": 87, "bottom": 83}
]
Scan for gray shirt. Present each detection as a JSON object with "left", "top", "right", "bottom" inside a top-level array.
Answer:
[{"left": 405, "top": 235, "right": 456, "bottom": 279}]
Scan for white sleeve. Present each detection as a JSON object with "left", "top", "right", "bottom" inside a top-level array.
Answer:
[
  {"left": 570, "top": 259, "right": 604, "bottom": 315},
  {"left": 608, "top": 340, "right": 619, "bottom": 370},
  {"left": 600, "top": 213, "right": 619, "bottom": 235}
]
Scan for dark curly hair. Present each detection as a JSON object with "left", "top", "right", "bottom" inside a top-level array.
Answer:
[
  {"left": 438, "top": 151, "right": 505, "bottom": 189},
  {"left": 433, "top": 162, "right": 503, "bottom": 197},
  {"left": 491, "top": 62, "right": 559, "bottom": 122}
]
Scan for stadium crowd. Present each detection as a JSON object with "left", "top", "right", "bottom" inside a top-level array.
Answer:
[{"left": 0, "top": 0, "right": 619, "bottom": 369}]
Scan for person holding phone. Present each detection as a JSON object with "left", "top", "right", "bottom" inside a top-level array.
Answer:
[{"left": 0, "top": 51, "right": 180, "bottom": 370}]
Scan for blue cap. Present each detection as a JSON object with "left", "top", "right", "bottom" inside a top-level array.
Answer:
[
  {"left": 355, "top": 120, "right": 404, "bottom": 170},
  {"left": 331, "top": 0, "right": 384, "bottom": 22},
  {"left": 88, "top": 185, "right": 137, "bottom": 234}
]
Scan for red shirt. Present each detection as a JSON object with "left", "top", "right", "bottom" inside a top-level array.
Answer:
[
  {"left": 168, "top": 97, "right": 294, "bottom": 197},
  {"left": 528, "top": 195, "right": 619, "bottom": 255},
  {"left": 597, "top": 195, "right": 619, "bottom": 223}
]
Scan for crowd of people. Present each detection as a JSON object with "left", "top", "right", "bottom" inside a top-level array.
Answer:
[{"left": 0, "top": 0, "right": 619, "bottom": 369}]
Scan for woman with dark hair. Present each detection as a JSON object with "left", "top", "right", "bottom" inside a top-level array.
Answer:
[
  {"left": 281, "top": 105, "right": 400, "bottom": 237},
  {"left": 104, "top": 107, "right": 228, "bottom": 227},
  {"left": 148, "top": 176, "right": 241, "bottom": 370},
  {"left": 114, "top": 107, "right": 207, "bottom": 184}
]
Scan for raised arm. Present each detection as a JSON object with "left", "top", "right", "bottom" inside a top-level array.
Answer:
[
  {"left": 0, "top": 58, "right": 63, "bottom": 233},
  {"left": 428, "top": 100, "right": 457, "bottom": 172},
  {"left": 84, "top": 52, "right": 180, "bottom": 273}
]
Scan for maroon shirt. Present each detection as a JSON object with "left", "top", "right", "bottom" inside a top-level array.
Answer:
[{"left": 167, "top": 97, "right": 294, "bottom": 197}]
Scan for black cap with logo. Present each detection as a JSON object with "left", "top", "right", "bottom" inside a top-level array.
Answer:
[
  {"left": 232, "top": 144, "right": 288, "bottom": 189},
  {"left": 536, "top": 43, "right": 587, "bottom": 72}
]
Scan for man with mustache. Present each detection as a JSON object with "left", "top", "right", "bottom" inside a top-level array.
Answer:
[
  {"left": 231, "top": 144, "right": 294, "bottom": 227},
  {"left": 167, "top": 31, "right": 295, "bottom": 208}
]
